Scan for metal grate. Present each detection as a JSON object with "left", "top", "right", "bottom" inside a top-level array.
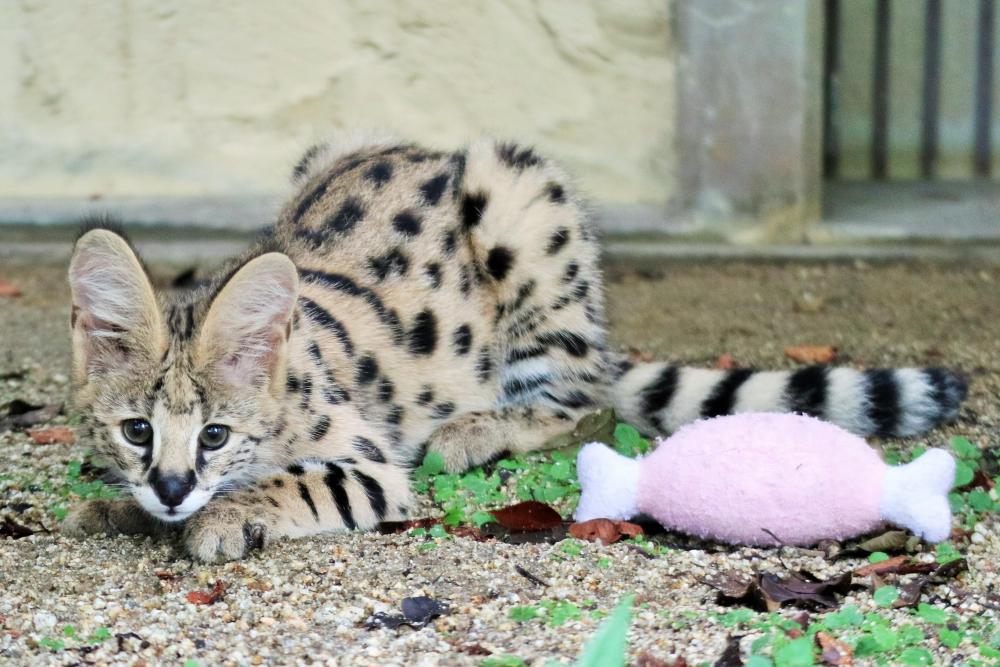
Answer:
[{"left": 824, "top": 0, "right": 997, "bottom": 180}]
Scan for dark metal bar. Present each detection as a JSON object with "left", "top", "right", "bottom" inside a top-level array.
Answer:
[
  {"left": 921, "top": 0, "right": 942, "bottom": 179},
  {"left": 871, "top": 0, "right": 891, "bottom": 180},
  {"left": 823, "top": 0, "right": 842, "bottom": 178},
  {"left": 974, "top": 0, "right": 995, "bottom": 177}
]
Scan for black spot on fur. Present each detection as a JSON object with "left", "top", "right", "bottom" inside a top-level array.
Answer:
[
  {"left": 506, "top": 346, "right": 547, "bottom": 365},
  {"left": 365, "top": 161, "right": 393, "bottom": 188},
  {"left": 496, "top": 142, "right": 543, "bottom": 169},
  {"left": 288, "top": 463, "right": 306, "bottom": 476},
  {"left": 865, "top": 369, "right": 900, "bottom": 437},
  {"left": 326, "top": 197, "right": 365, "bottom": 234},
  {"left": 298, "top": 374, "right": 313, "bottom": 411},
  {"left": 546, "top": 182, "right": 566, "bottom": 203},
  {"left": 310, "top": 415, "right": 331, "bottom": 441},
  {"left": 537, "top": 331, "right": 589, "bottom": 357},
  {"left": 353, "top": 436, "right": 387, "bottom": 464},
  {"left": 513, "top": 281, "right": 535, "bottom": 311},
  {"left": 459, "top": 264, "right": 472, "bottom": 295},
  {"left": 378, "top": 377, "right": 395, "bottom": 403},
  {"left": 416, "top": 386, "right": 435, "bottom": 406},
  {"left": 562, "top": 262, "right": 579, "bottom": 283},
  {"left": 542, "top": 390, "right": 594, "bottom": 409},
  {"left": 322, "top": 383, "right": 350, "bottom": 405},
  {"left": 393, "top": 210, "right": 422, "bottom": 236},
  {"left": 701, "top": 369, "right": 755, "bottom": 418},
  {"left": 368, "top": 248, "right": 410, "bottom": 282},
  {"left": 420, "top": 173, "right": 450, "bottom": 205},
  {"left": 298, "top": 297, "right": 355, "bottom": 357},
  {"left": 386, "top": 405, "right": 404, "bottom": 425},
  {"left": 502, "top": 375, "right": 550, "bottom": 400},
  {"left": 461, "top": 191, "right": 488, "bottom": 229},
  {"left": 546, "top": 227, "right": 570, "bottom": 255},
  {"left": 424, "top": 262, "right": 442, "bottom": 289},
  {"left": 356, "top": 355, "right": 379, "bottom": 385},
  {"left": 407, "top": 310, "right": 438, "bottom": 356},
  {"left": 432, "top": 402, "right": 456, "bottom": 419},
  {"left": 453, "top": 324, "right": 472, "bottom": 355},
  {"left": 299, "top": 270, "right": 404, "bottom": 344},
  {"left": 286, "top": 374, "right": 301, "bottom": 393},
  {"left": 292, "top": 144, "right": 322, "bottom": 181},
  {"left": 486, "top": 247, "right": 514, "bottom": 281},
  {"left": 476, "top": 347, "right": 493, "bottom": 382},
  {"left": 785, "top": 365, "right": 828, "bottom": 418},
  {"left": 441, "top": 230, "right": 457, "bottom": 256}
]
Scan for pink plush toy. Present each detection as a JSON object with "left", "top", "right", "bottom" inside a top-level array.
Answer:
[{"left": 574, "top": 413, "right": 956, "bottom": 546}]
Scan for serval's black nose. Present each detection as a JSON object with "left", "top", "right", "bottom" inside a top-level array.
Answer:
[{"left": 149, "top": 468, "right": 195, "bottom": 508}]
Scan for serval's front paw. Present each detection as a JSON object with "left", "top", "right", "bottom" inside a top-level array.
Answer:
[
  {"left": 183, "top": 503, "right": 268, "bottom": 563},
  {"left": 61, "top": 499, "right": 161, "bottom": 538}
]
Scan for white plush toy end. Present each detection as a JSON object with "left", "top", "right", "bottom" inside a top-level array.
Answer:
[
  {"left": 573, "top": 442, "right": 641, "bottom": 523},
  {"left": 880, "top": 447, "right": 956, "bottom": 543}
]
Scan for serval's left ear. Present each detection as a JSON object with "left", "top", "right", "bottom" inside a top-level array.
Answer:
[
  {"left": 196, "top": 253, "right": 299, "bottom": 390},
  {"left": 68, "top": 228, "right": 166, "bottom": 384}
]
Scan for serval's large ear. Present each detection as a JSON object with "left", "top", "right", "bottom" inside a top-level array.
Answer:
[
  {"left": 68, "top": 228, "right": 166, "bottom": 384},
  {"left": 196, "top": 253, "right": 299, "bottom": 390}
]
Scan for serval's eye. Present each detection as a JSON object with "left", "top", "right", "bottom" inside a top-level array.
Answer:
[
  {"left": 121, "top": 418, "right": 153, "bottom": 446},
  {"left": 199, "top": 424, "right": 230, "bottom": 450}
]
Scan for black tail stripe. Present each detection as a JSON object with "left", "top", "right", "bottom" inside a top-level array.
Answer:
[
  {"left": 351, "top": 470, "right": 387, "bottom": 520},
  {"left": 786, "top": 365, "right": 829, "bottom": 418},
  {"left": 298, "top": 297, "right": 356, "bottom": 357},
  {"left": 323, "top": 463, "right": 357, "bottom": 529},
  {"left": 701, "top": 369, "right": 755, "bottom": 418},
  {"left": 865, "top": 369, "right": 900, "bottom": 437},
  {"left": 640, "top": 365, "right": 679, "bottom": 431},
  {"left": 297, "top": 481, "right": 319, "bottom": 521}
]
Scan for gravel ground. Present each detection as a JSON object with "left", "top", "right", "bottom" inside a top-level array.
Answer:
[{"left": 1, "top": 253, "right": 998, "bottom": 666}]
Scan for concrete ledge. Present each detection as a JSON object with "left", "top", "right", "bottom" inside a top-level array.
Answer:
[{"left": 3, "top": 234, "right": 997, "bottom": 266}]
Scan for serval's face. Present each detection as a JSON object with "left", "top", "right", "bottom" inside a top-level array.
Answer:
[{"left": 68, "top": 228, "right": 298, "bottom": 521}]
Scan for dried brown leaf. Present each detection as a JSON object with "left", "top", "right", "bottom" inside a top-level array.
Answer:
[
  {"left": 816, "top": 631, "right": 853, "bottom": 665},
  {"left": 9, "top": 405, "right": 61, "bottom": 429},
  {"left": 27, "top": 426, "right": 75, "bottom": 445},
  {"left": 713, "top": 635, "right": 743, "bottom": 667},
  {"left": 893, "top": 577, "right": 929, "bottom": 608},
  {"left": 628, "top": 347, "right": 654, "bottom": 363},
  {"left": 490, "top": 501, "right": 563, "bottom": 532},
  {"left": 710, "top": 570, "right": 852, "bottom": 612},
  {"left": 784, "top": 345, "right": 838, "bottom": 364},
  {"left": 634, "top": 652, "right": 683, "bottom": 667},
  {"left": 853, "top": 556, "right": 936, "bottom": 578},
  {"left": 1, "top": 517, "right": 37, "bottom": 539},
  {"left": 714, "top": 354, "right": 739, "bottom": 370},
  {"left": 569, "top": 518, "right": 644, "bottom": 546},
  {"left": 0, "top": 282, "right": 22, "bottom": 298},
  {"left": 186, "top": 580, "right": 225, "bottom": 605}
]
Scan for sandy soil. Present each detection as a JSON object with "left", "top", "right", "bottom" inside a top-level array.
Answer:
[{"left": 1, "top": 253, "right": 998, "bottom": 666}]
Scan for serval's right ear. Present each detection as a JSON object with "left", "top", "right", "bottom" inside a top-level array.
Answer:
[{"left": 68, "top": 228, "right": 166, "bottom": 384}]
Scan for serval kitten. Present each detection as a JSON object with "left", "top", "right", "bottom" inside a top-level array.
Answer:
[{"left": 63, "top": 135, "right": 968, "bottom": 561}]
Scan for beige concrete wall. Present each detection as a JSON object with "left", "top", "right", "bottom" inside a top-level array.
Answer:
[{"left": 0, "top": 0, "right": 675, "bottom": 206}]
